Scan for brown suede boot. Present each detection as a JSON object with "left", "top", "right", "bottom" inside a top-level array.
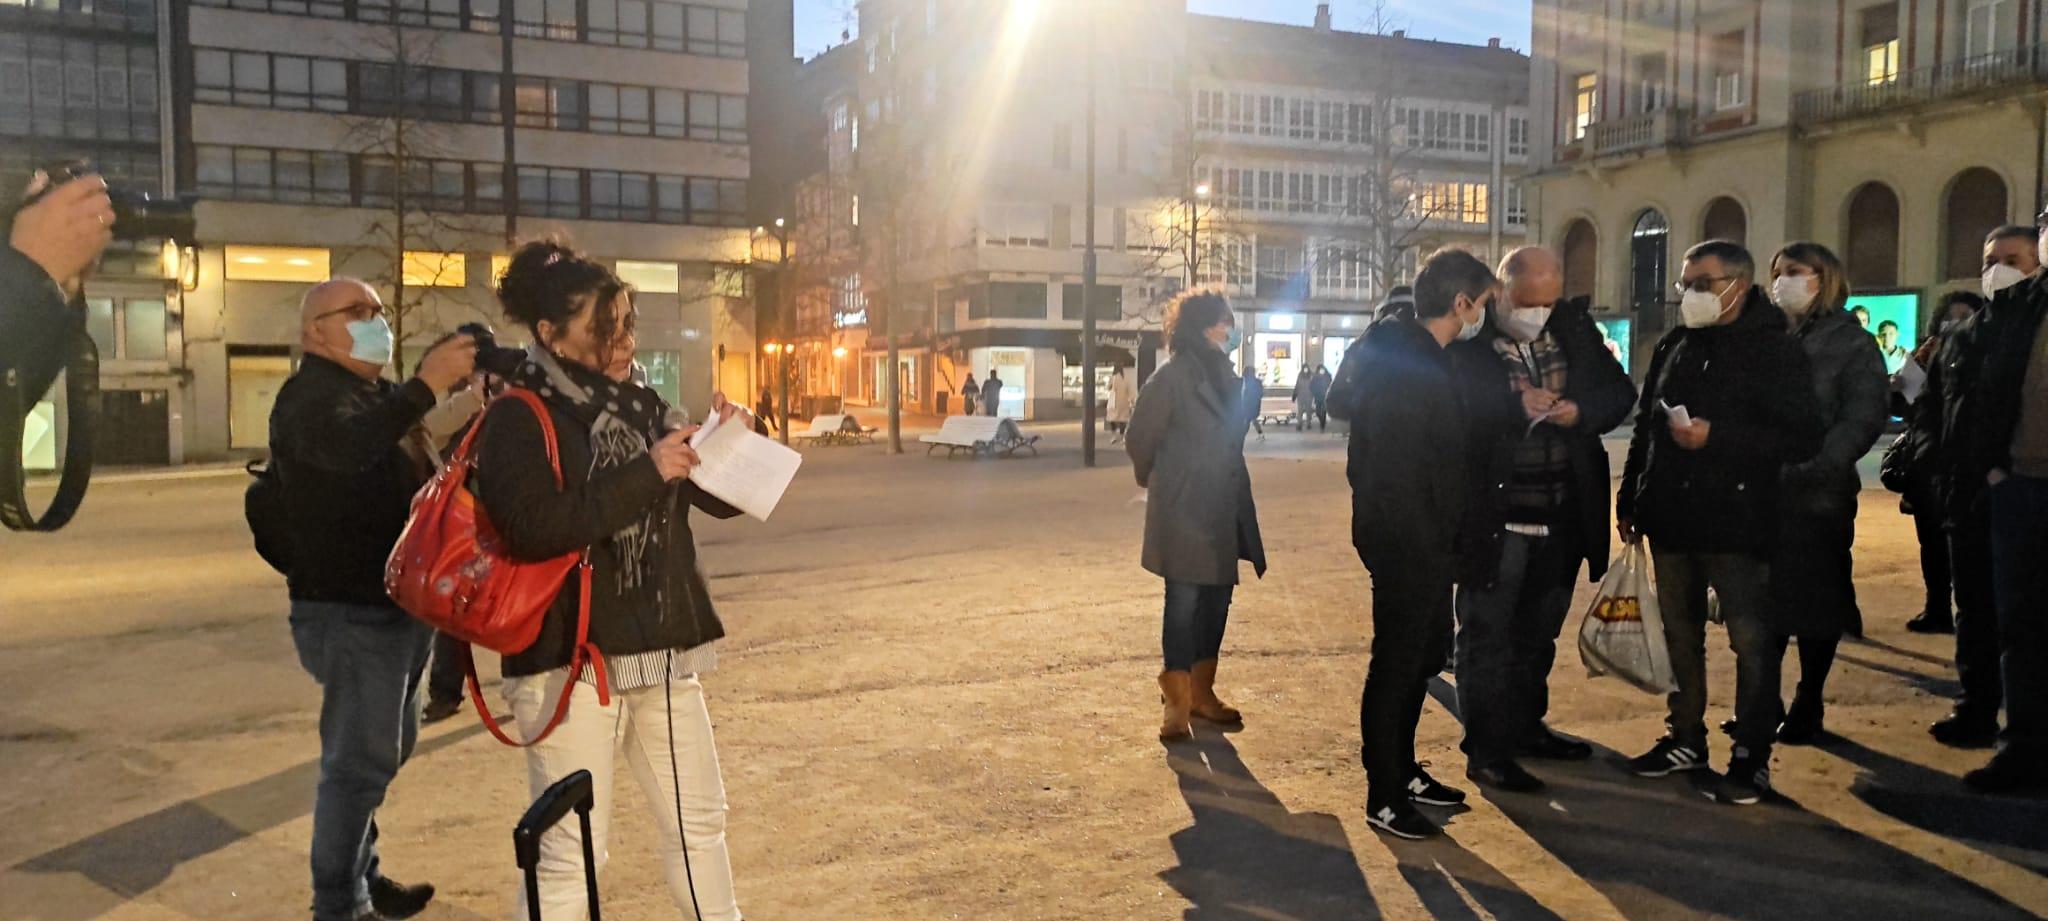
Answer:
[
  {"left": 1190, "top": 659, "right": 1243, "bottom": 725},
  {"left": 1158, "top": 670, "right": 1194, "bottom": 742}
]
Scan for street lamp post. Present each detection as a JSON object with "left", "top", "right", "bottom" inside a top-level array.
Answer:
[
  {"left": 754, "top": 219, "right": 792, "bottom": 445},
  {"left": 1081, "top": 4, "right": 1099, "bottom": 468}
]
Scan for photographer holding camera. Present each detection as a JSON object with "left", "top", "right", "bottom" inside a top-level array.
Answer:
[
  {"left": 0, "top": 171, "right": 112, "bottom": 383},
  {"left": 271, "top": 277, "right": 475, "bottom": 921}
]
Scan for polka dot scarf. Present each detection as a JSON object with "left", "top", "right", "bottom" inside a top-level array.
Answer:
[{"left": 513, "top": 346, "right": 672, "bottom": 592}]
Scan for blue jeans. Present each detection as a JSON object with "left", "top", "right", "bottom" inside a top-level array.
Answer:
[
  {"left": 1163, "top": 581, "right": 1234, "bottom": 671},
  {"left": 1454, "top": 531, "right": 1578, "bottom": 765},
  {"left": 1992, "top": 474, "right": 2048, "bottom": 756},
  {"left": 289, "top": 601, "right": 434, "bottom": 921}
]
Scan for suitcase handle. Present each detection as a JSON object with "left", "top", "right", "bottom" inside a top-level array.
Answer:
[{"left": 515, "top": 769, "right": 602, "bottom": 921}]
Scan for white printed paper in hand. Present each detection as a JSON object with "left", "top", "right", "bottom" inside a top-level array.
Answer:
[
  {"left": 687, "top": 415, "right": 803, "bottom": 521},
  {"left": 1660, "top": 400, "right": 1693, "bottom": 429},
  {"left": 1895, "top": 357, "right": 1928, "bottom": 405}
]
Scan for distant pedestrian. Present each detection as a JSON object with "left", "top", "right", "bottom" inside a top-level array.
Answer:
[
  {"left": 1126, "top": 290, "right": 1265, "bottom": 744},
  {"left": 961, "top": 373, "right": 980, "bottom": 416},
  {"left": 1760, "top": 243, "right": 1888, "bottom": 747},
  {"left": 1293, "top": 367, "right": 1316, "bottom": 430},
  {"left": 1339, "top": 248, "right": 1496, "bottom": 840},
  {"left": 755, "top": 385, "right": 778, "bottom": 436},
  {"left": 1617, "top": 239, "right": 1822, "bottom": 806},
  {"left": 270, "top": 278, "right": 476, "bottom": 921},
  {"left": 1106, "top": 365, "right": 1136, "bottom": 443},
  {"left": 984, "top": 371, "right": 1003, "bottom": 417},
  {"left": 1244, "top": 370, "right": 1266, "bottom": 438},
  {"left": 1310, "top": 365, "right": 1332, "bottom": 431}
]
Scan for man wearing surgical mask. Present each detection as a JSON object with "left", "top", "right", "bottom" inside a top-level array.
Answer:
[
  {"left": 1616, "top": 241, "right": 1822, "bottom": 804},
  {"left": 1912, "top": 225, "right": 2040, "bottom": 753},
  {"left": 269, "top": 278, "right": 475, "bottom": 921},
  {"left": 1445, "top": 247, "right": 1636, "bottom": 796},
  {"left": 1335, "top": 247, "right": 1496, "bottom": 840}
]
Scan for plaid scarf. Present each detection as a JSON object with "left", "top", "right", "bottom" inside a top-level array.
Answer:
[
  {"left": 1493, "top": 330, "right": 1574, "bottom": 525},
  {"left": 1494, "top": 330, "right": 1569, "bottom": 396}
]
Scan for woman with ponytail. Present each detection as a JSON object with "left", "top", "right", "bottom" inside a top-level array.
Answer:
[{"left": 473, "top": 240, "right": 749, "bottom": 920}]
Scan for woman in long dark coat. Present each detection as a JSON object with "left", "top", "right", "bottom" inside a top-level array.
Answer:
[
  {"left": 1126, "top": 290, "right": 1267, "bottom": 742},
  {"left": 1763, "top": 242, "right": 1890, "bottom": 743}
]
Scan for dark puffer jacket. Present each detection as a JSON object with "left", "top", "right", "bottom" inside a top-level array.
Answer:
[
  {"left": 1907, "top": 276, "right": 2046, "bottom": 523},
  {"left": 1333, "top": 313, "right": 1468, "bottom": 566},
  {"left": 1618, "top": 287, "right": 1824, "bottom": 558},
  {"left": 1448, "top": 297, "right": 1638, "bottom": 587},
  {"left": 1769, "top": 304, "right": 1889, "bottom": 636},
  {"left": 472, "top": 387, "right": 740, "bottom": 678}
]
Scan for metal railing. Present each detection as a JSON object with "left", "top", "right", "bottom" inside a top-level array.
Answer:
[{"left": 1794, "top": 45, "right": 2048, "bottom": 124}]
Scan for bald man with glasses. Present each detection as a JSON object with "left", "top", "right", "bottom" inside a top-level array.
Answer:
[{"left": 270, "top": 278, "right": 474, "bottom": 921}]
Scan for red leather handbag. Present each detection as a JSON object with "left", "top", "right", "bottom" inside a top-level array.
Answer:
[{"left": 386, "top": 388, "right": 609, "bottom": 747}]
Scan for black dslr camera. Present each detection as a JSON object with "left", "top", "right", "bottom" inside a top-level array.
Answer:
[
  {"left": 457, "top": 322, "right": 528, "bottom": 377},
  {"left": 19, "top": 159, "right": 197, "bottom": 243}
]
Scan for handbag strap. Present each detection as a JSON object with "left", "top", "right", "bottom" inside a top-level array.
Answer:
[{"left": 460, "top": 388, "right": 608, "bottom": 748}]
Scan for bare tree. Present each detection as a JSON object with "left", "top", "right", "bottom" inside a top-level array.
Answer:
[
  {"left": 333, "top": 19, "right": 498, "bottom": 374},
  {"left": 853, "top": 14, "right": 930, "bottom": 454}
]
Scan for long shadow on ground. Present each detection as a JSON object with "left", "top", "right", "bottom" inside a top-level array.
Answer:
[
  {"left": 1822, "top": 733, "right": 2048, "bottom": 876},
  {"left": 1160, "top": 734, "right": 1378, "bottom": 920},
  {"left": 1481, "top": 743, "right": 2038, "bottom": 920}
]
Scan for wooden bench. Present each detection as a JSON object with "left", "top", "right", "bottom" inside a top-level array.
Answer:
[{"left": 919, "top": 416, "right": 1041, "bottom": 459}]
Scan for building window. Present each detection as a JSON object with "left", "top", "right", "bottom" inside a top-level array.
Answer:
[
  {"left": 1846, "top": 182, "right": 1902, "bottom": 287},
  {"left": 1862, "top": 4, "right": 1901, "bottom": 86},
  {"left": 516, "top": 75, "right": 585, "bottom": 130},
  {"left": 1711, "top": 31, "right": 1746, "bottom": 110},
  {"left": 988, "top": 281, "right": 1048, "bottom": 320},
  {"left": 225, "top": 244, "right": 331, "bottom": 282},
  {"left": 1504, "top": 182, "right": 1527, "bottom": 226},
  {"left": 616, "top": 259, "right": 680, "bottom": 293},
  {"left": 712, "top": 262, "right": 748, "bottom": 297},
  {"left": 401, "top": 251, "right": 467, "bottom": 287},
  {"left": 685, "top": 4, "right": 745, "bottom": 57},
  {"left": 1507, "top": 115, "right": 1530, "bottom": 157},
  {"left": 1060, "top": 283, "right": 1121, "bottom": 321},
  {"left": 85, "top": 296, "right": 168, "bottom": 361},
  {"left": 1571, "top": 73, "right": 1598, "bottom": 140},
  {"left": 1966, "top": 0, "right": 2018, "bottom": 60},
  {"left": 1944, "top": 167, "right": 2008, "bottom": 280},
  {"left": 0, "top": 34, "right": 159, "bottom": 144},
  {"left": 1413, "top": 180, "right": 1489, "bottom": 225},
  {"left": 981, "top": 203, "right": 1050, "bottom": 248},
  {"left": 1635, "top": 53, "right": 1668, "bottom": 113}
]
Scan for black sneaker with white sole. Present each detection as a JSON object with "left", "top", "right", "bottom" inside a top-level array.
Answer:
[
  {"left": 1628, "top": 737, "right": 1709, "bottom": 777},
  {"left": 1703, "top": 753, "right": 1770, "bottom": 806},
  {"left": 1406, "top": 763, "right": 1467, "bottom": 806},
  {"left": 1366, "top": 799, "right": 1442, "bottom": 840}
]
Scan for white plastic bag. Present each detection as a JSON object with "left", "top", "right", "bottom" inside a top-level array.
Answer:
[{"left": 1578, "top": 543, "right": 1679, "bottom": 694}]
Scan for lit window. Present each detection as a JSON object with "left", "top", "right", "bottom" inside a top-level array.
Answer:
[
  {"left": 224, "top": 245, "right": 330, "bottom": 282},
  {"left": 492, "top": 254, "right": 512, "bottom": 284},
  {"left": 1571, "top": 73, "right": 1598, "bottom": 140},
  {"left": 712, "top": 263, "right": 748, "bottom": 298},
  {"left": 617, "top": 259, "right": 680, "bottom": 293},
  {"left": 402, "top": 251, "right": 468, "bottom": 288}
]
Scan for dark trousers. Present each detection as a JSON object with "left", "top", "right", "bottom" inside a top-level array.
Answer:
[
  {"left": 427, "top": 630, "right": 466, "bottom": 705},
  {"left": 1992, "top": 474, "right": 2048, "bottom": 755},
  {"left": 289, "top": 602, "right": 434, "bottom": 921},
  {"left": 1359, "top": 548, "right": 1454, "bottom": 807},
  {"left": 1951, "top": 506, "right": 2002, "bottom": 720},
  {"left": 1454, "top": 531, "right": 1578, "bottom": 765},
  {"left": 1650, "top": 547, "right": 1781, "bottom": 761},
  {"left": 1912, "top": 503, "right": 1953, "bottom": 616},
  {"left": 1162, "top": 580, "right": 1234, "bottom": 671}
]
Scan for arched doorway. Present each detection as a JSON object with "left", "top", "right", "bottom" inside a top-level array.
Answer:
[
  {"left": 1701, "top": 196, "right": 1747, "bottom": 247},
  {"left": 1845, "top": 182, "right": 1901, "bottom": 288},
  {"left": 1561, "top": 218, "right": 1597, "bottom": 301},
  {"left": 1944, "top": 168, "right": 2008, "bottom": 280},
  {"left": 1631, "top": 209, "right": 1670, "bottom": 327}
]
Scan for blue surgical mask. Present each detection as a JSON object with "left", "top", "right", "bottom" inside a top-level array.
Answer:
[
  {"left": 1222, "top": 327, "right": 1242, "bottom": 353},
  {"left": 346, "top": 316, "right": 394, "bottom": 367}
]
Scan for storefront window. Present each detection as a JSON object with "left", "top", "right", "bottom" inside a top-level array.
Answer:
[
  {"left": 1061, "top": 360, "right": 1113, "bottom": 408},
  {"left": 988, "top": 347, "right": 1030, "bottom": 418},
  {"left": 1252, "top": 332, "right": 1301, "bottom": 389}
]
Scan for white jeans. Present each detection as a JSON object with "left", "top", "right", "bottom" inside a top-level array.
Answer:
[{"left": 507, "top": 670, "right": 739, "bottom": 921}]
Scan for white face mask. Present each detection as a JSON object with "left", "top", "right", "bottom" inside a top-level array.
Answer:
[
  {"left": 1500, "top": 305, "right": 1552, "bottom": 342},
  {"left": 1454, "top": 296, "right": 1487, "bottom": 341},
  {"left": 1771, "top": 275, "right": 1818, "bottom": 316},
  {"left": 1679, "top": 283, "right": 1735, "bottom": 329},
  {"left": 345, "top": 316, "right": 394, "bottom": 367},
  {"left": 1983, "top": 263, "right": 2028, "bottom": 298}
]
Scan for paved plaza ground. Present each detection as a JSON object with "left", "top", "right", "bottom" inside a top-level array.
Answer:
[{"left": 3, "top": 419, "right": 2046, "bottom": 920}]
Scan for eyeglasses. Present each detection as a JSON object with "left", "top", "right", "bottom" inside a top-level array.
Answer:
[
  {"left": 1674, "top": 275, "right": 1738, "bottom": 295},
  {"left": 312, "top": 301, "right": 383, "bottom": 324}
]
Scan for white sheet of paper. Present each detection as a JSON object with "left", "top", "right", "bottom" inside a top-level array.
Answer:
[
  {"left": 689, "top": 407, "right": 722, "bottom": 449},
  {"left": 687, "top": 419, "right": 802, "bottom": 521},
  {"left": 1660, "top": 400, "right": 1693, "bottom": 428},
  {"left": 1895, "top": 358, "right": 1929, "bottom": 405}
]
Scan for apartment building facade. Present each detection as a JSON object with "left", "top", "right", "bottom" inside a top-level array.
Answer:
[
  {"left": 1528, "top": 0, "right": 2045, "bottom": 375},
  {"left": 7, "top": 0, "right": 791, "bottom": 464},
  {"left": 802, "top": 0, "right": 1530, "bottom": 421}
]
